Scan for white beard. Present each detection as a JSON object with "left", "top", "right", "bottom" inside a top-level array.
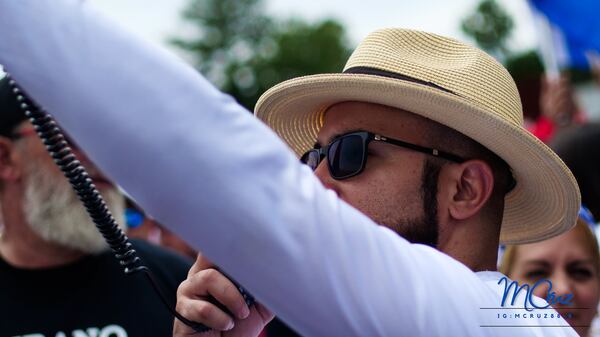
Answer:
[{"left": 22, "top": 156, "right": 126, "bottom": 254}]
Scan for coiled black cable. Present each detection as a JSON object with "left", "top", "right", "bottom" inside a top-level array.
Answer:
[{"left": 7, "top": 75, "right": 254, "bottom": 333}]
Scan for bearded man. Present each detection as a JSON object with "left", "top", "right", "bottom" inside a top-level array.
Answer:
[{"left": 0, "top": 76, "right": 192, "bottom": 337}]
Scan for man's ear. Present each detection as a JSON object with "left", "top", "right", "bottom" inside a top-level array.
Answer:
[
  {"left": 442, "top": 160, "right": 495, "bottom": 221},
  {"left": 0, "top": 137, "right": 22, "bottom": 182}
]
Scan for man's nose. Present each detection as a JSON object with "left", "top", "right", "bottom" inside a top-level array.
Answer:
[
  {"left": 551, "top": 272, "right": 575, "bottom": 298},
  {"left": 313, "top": 160, "right": 339, "bottom": 195}
]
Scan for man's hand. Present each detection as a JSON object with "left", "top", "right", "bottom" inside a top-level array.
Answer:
[{"left": 173, "top": 253, "right": 274, "bottom": 337}]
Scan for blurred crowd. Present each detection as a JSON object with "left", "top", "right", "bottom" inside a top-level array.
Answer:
[{"left": 498, "top": 60, "right": 600, "bottom": 337}]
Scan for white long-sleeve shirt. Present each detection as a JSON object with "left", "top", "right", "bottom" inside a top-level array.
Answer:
[{"left": 0, "top": 1, "right": 579, "bottom": 336}]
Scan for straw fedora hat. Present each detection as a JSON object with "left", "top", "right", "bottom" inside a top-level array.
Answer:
[{"left": 255, "top": 28, "right": 580, "bottom": 245}]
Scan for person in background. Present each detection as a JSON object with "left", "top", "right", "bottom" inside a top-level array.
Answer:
[
  {"left": 551, "top": 123, "right": 600, "bottom": 222},
  {"left": 528, "top": 74, "right": 587, "bottom": 143},
  {"left": 0, "top": 76, "right": 192, "bottom": 337},
  {"left": 500, "top": 217, "right": 600, "bottom": 337},
  {"left": 126, "top": 200, "right": 197, "bottom": 260}
]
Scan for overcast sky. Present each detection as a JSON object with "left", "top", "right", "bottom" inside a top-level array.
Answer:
[{"left": 89, "top": 0, "right": 539, "bottom": 53}]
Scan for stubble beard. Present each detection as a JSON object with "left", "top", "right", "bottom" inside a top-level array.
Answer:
[{"left": 380, "top": 159, "right": 441, "bottom": 248}]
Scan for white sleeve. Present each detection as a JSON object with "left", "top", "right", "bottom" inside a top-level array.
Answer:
[{"left": 0, "top": 1, "right": 512, "bottom": 336}]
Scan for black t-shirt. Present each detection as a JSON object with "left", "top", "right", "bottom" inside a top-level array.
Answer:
[
  {"left": 0, "top": 239, "right": 192, "bottom": 337},
  {"left": 266, "top": 318, "right": 303, "bottom": 337}
]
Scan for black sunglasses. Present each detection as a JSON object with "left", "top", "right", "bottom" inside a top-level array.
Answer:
[{"left": 301, "top": 131, "right": 466, "bottom": 180}]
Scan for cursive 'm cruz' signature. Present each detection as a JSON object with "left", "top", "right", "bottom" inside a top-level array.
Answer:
[{"left": 498, "top": 276, "right": 574, "bottom": 310}]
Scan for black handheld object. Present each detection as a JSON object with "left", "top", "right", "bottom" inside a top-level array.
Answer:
[{"left": 6, "top": 76, "right": 254, "bottom": 333}]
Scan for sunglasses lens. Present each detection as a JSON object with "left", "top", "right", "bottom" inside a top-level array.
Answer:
[
  {"left": 328, "top": 134, "right": 365, "bottom": 179},
  {"left": 301, "top": 150, "right": 321, "bottom": 171}
]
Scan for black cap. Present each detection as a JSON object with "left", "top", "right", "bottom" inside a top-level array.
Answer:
[{"left": 0, "top": 75, "right": 28, "bottom": 138}]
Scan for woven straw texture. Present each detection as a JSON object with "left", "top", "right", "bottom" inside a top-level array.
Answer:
[{"left": 255, "top": 28, "right": 580, "bottom": 245}]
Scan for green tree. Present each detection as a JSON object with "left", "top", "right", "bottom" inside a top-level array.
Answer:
[
  {"left": 172, "top": 0, "right": 351, "bottom": 110},
  {"left": 461, "top": 0, "right": 514, "bottom": 60}
]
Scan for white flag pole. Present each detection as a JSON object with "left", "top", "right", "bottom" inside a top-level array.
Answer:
[{"left": 527, "top": 1, "right": 568, "bottom": 80}]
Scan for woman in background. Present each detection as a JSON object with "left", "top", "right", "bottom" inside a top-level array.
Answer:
[{"left": 500, "top": 218, "right": 600, "bottom": 336}]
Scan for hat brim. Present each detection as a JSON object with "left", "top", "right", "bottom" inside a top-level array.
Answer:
[{"left": 255, "top": 73, "right": 580, "bottom": 244}]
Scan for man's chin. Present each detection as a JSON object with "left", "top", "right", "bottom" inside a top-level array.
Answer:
[
  {"left": 29, "top": 218, "right": 111, "bottom": 255},
  {"left": 25, "top": 189, "right": 125, "bottom": 255},
  {"left": 381, "top": 221, "right": 438, "bottom": 248},
  {"left": 61, "top": 235, "right": 110, "bottom": 255}
]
